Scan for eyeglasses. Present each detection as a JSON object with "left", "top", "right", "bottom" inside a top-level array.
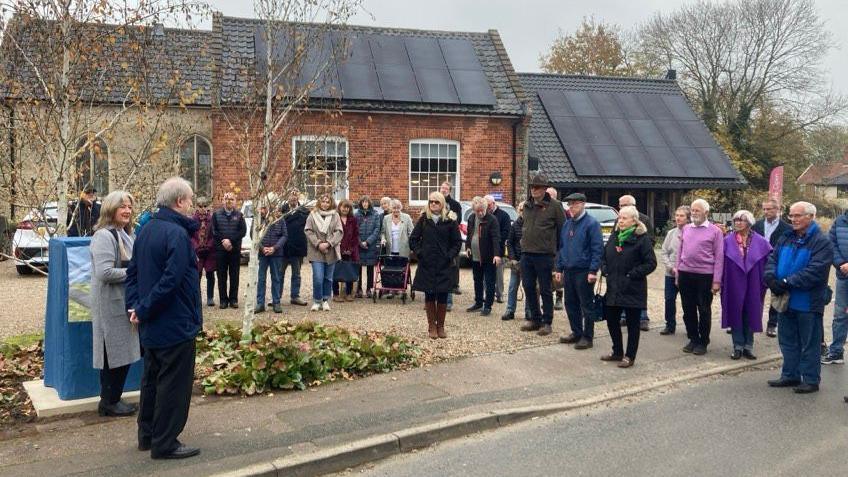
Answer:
[
  {"left": 428, "top": 200, "right": 440, "bottom": 204},
  {"left": 788, "top": 213, "right": 811, "bottom": 219}
]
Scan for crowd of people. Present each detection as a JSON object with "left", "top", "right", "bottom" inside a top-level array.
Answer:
[{"left": 80, "top": 171, "right": 848, "bottom": 460}]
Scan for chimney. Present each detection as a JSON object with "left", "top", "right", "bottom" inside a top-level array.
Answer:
[
  {"left": 153, "top": 23, "right": 165, "bottom": 38},
  {"left": 665, "top": 69, "right": 677, "bottom": 80}
]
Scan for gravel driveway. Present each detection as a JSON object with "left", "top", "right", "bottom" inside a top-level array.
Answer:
[{"left": 0, "top": 258, "right": 685, "bottom": 361}]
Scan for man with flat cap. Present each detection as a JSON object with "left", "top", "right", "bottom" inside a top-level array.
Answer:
[
  {"left": 556, "top": 193, "right": 604, "bottom": 349},
  {"left": 520, "top": 173, "right": 566, "bottom": 336}
]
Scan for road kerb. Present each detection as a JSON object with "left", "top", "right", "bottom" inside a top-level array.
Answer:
[{"left": 212, "top": 353, "right": 781, "bottom": 477}]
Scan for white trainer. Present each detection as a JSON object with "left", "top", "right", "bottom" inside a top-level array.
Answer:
[
  {"left": 310, "top": 303, "right": 320, "bottom": 312},
  {"left": 321, "top": 301, "right": 331, "bottom": 311}
]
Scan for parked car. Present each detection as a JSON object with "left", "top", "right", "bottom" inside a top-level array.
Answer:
[
  {"left": 458, "top": 201, "right": 517, "bottom": 267},
  {"left": 12, "top": 202, "right": 57, "bottom": 275},
  {"left": 563, "top": 201, "right": 619, "bottom": 243}
]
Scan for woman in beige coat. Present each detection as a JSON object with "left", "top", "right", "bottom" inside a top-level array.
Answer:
[
  {"left": 304, "top": 194, "right": 344, "bottom": 311},
  {"left": 90, "top": 190, "right": 141, "bottom": 417},
  {"left": 381, "top": 199, "right": 414, "bottom": 258}
]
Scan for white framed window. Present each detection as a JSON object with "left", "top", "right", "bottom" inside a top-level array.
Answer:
[
  {"left": 292, "top": 136, "right": 349, "bottom": 201},
  {"left": 75, "top": 135, "right": 109, "bottom": 194},
  {"left": 179, "top": 135, "right": 213, "bottom": 199},
  {"left": 409, "top": 139, "right": 460, "bottom": 205}
]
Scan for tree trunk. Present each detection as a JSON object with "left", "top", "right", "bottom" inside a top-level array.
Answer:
[{"left": 241, "top": 218, "right": 262, "bottom": 342}]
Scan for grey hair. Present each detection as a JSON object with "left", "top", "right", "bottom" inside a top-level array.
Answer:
[
  {"left": 484, "top": 194, "right": 495, "bottom": 204},
  {"left": 675, "top": 205, "right": 691, "bottom": 221},
  {"left": 156, "top": 177, "right": 193, "bottom": 208},
  {"left": 791, "top": 201, "right": 816, "bottom": 217},
  {"left": 733, "top": 209, "right": 756, "bottom": 227},
  {"left": 391, "top": 199, "right": 403, "bottom": 210},
  {"left": 618, "top": 205, "right": 647, "bottom": 234},
  {"left": 762, "top": 198, "right": 780, "bottom": 208},
  {"left": 95, "top": 190, "right": 135, "bottom": 234},
  {"left": 472, "top": 196, "right": 487, "bottom": 211},
  {"left": 619, "top": 194, "right": 636, "bottom": 206},
  {"left": 691, "top": 198, "right": 710, "bottom": 213}
]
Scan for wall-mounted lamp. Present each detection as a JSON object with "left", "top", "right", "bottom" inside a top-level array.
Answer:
[{"left": 489, "top": 171, "right": 503, "bottom": 186}]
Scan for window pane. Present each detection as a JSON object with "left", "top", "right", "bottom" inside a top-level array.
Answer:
[
  {"left": 179, "top": 138, "right": 196, "bottom": 186},
  {"left": 411, "top": 143, "right": 419, "bottom": 158},
  {"left": 411, "top": 158, "right": 420, "bottom": 172},
  {"left": 448, "top": 145, "right": 457, "bottom": 159},
  {"left": 438, "top": 144, "right": 447, "bottom": 159},
  {"left": 447, "top": 158, "right": 457, "bottom": 172}
]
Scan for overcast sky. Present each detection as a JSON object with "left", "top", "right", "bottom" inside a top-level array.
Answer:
[{"left": 207, "top": 0, "right": 848, "bottom": 99}]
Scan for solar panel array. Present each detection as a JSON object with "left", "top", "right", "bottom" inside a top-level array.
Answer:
[
  {"left": 254, "top": 29, "right": 497, "bottom": 106},
  {"left": 536, "top": 88, "right": 739, "bottom": 179}
]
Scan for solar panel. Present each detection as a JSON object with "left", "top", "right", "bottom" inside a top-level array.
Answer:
[
  {"left": 614, "top": 93, "right": 649, "bottom": 119},
  {"left": 551, "top": 116, "right": 586, "bottom": 146},
  {"left": 369, "top": 35, "right": 408, "bottom": 66},
  {"left": 564, "top": 91, "right": 599, "bottom": 117},
  {"left": 405, "top": 37, "right": 445, "bottom": 68},
  {"left": 588, "top": 91, "right": 623, "bottom": 119},
  {"left": 604, "top": 118, "right": 641, "bottom": 147},
  {"left": 655, "top": 120, "right": 691, "bottom": 148},
  {"left": 537, "top": 90, "right": 573, "bottom": 117},
  {"left": 332, "top": 33, "right": 373, "bottom": 65},
  {"left": 451, "top": 69, "right": 497, "bottom": 105},
  {"left": 679, "top": 120, "right": 717, "bottom": 148},
  {"left": 376, "top": 64, "right": 421, "bottom": 102},
  {"left": 629, "top": 119, "right": 666, "bottom": 147},
  {"left": 337, "top": 63, "right": 381, "bottom": 100},
  {"left": 639, "top": 94, "right": 674, "bottom": 119},
  {"left": 564, "top": 144, "right": 602, "bottom": 175},
  {"left": 661, "top": 95, "right": 698, "bottom": 121},
  {"left": 671, "top": 147, "right": 712, "bottom": 176},
  {"left": 439, "top": 38, "right": 482, "bottom": 70},
  {"left": 414, "top": 67, "right": 459, "bottom": 104}
]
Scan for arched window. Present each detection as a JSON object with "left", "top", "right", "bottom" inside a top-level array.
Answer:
[
  {"left": 180, "top": 135, "right": 212, "bottom": 199},
  {"left": 75, "top": 136, "right": 109, "bottom": 194}
]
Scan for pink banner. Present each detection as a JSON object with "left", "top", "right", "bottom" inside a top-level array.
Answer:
[{"left": 768, "top": 166, "right": 784, "bottom": 203}]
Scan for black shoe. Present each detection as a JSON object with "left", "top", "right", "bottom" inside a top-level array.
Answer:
[
  {"left": 620, "top": 318, "right": 626, "bottom": 327},
  {"left": 574, "top": 337, "right": 593, "bottom": 350},
  {"left": 793, "top": 383, "right": 819, "bottom": 394},
  {"left": 138, "top": 440, "right": 151, "bottom": 451},
  {"left": 766, "top": 325, "right": 777, "bottom": 337},
  {"left": 559, "top": 333, "right": 579, "bottom": 344},
  {"left": 219, "top": 301, "right": 229, "bottom": 309},
  {"left": 731, "top": 350, "right": 742, "bottom": 360},
  {"left": 659, "top": 327, "right": 675, "bottom": 335},
  {"left": 768, "top": 378, "right": 801, "bottom": 388},
  {"left": 821, "top": 352, "right": 844, "bottom": 365},
  {"left": 230, "top": 301, "right": 239, "bottom": 309},
  {"left": 206, "top": 299, "right": 215, "bottom": 307},
  {"left": 453, "top": 287, "right": 462, "bottom": 295},
  {"left": 255, "top": 306, "right": 265, "bottom": 314},
  {"left": 466, "top": 304, "right": 483, "bottom": 312},
  {"left": 682, "top": 342, "right": 695, "bottom": 353},
  {"left": 501, "top": 311, "right": 515, "bottom": 321},
  {"left": 554, "top": 299, "right": 563, "bottom": 311},
  {"left": 521, "top": 321, "right": 542, "bottom": 332},
  {"left": 446, "top": 303, "right": 452, "bottom": 312},
  {"left": 692, "top": 344, "right": 707, "bottom": 355},
  {"left": 495, "top": 296, "right": 504, "bottom": 304},
  {"left": 537, "top": 325, "right": 553, "bottom": 336},
  {"left": 480, "top": 308, "right": 492, "bottom": 316},
  {"left": 151, "top": 444, "right": 201, "bottom": 460},
  {"left": 98, "top": 400, "right": 137, "bottom": 417},
  {"left": 273, "top": 304, "right": 282, "bottom": 313},
  {"left": 743, "top": 349, "right": 757, "bottom": 360},
  {"left": 640, "top": 322, "right": 649, "bottom": 332},
  {"left": 726, "top": 328, "right": 732, "bottom": 334}
]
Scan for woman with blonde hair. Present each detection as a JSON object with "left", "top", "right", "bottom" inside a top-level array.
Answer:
[
  {"left": 600, "top": 206, "right": 656, "bottom": 368},
  {"left": 410, "top": 192, "right": 462, "bottom": 338},
  {"left": 90, "top": 190, "right": 141, "bottom": 416},
  {"left": 304, "top": 193, "right": 344, "bottom": 311}
]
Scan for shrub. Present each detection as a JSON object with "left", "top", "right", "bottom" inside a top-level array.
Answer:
[{"left": 195, "top": 321, "right": 420, "bottom": 396}]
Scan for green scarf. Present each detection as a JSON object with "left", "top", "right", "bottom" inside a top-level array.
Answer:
[{"left": 616, "top": 226, "right": 636, "bottom": 247}]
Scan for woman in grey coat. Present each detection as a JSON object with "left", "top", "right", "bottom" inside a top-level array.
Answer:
[
  {"left": 90, "top": 190, "right": 141, "bottom": 417},
  {"left": 381, "top": 199, "right": 414, "bottom": 258}
]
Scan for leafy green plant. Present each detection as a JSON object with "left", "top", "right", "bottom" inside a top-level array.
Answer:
[{"left": 195, "top": 321, "right": 420, "bottom": 396}]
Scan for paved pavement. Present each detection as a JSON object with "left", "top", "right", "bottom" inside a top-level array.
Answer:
[
  {"left": 0, "top": 310, "right": 792, "bottom": 477},
  {"left": 356, "top": 366, "right": 848, "bottom": 477}
]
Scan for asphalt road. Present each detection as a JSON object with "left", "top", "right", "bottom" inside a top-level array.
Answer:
[{"left": 354, "top": 365, "right": 848, "bottom": 477}]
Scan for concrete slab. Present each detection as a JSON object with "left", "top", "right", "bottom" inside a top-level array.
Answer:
[{"left": 23, "top": 380, "right": 140, "bottom": 418}]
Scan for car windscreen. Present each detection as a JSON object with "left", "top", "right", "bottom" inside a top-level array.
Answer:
[{"left": 586, "top": 207, "right": 618, "bottom": 224}]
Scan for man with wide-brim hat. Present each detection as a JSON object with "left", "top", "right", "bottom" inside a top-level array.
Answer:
[{"left": 520, "top": 173, "right": 566, "bottom": 336}]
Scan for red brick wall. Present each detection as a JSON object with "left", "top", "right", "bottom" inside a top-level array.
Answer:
[{"left": 211, "top": 110, "right": 522, "bottom": 212}]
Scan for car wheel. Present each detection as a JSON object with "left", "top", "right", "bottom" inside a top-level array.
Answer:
[{"left": 16, "top": 265, "right": 33, "bottom": 275}]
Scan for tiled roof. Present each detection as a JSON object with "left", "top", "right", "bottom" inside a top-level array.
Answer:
[
  {"left": 797, "top": 159, "right": 848, "bottom": 186},
  {"left": 0, "top": 17, "right": 213, "bottom": 106},
  {"left": 519, "top": 73, "right": 747, "bottom": 189},
  {"left": 213, "top": 14, "right": 525, "bottom": 116}
]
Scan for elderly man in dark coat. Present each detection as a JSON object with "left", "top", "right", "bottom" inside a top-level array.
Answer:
[{"left": 126, "top": 177, "right": 201, "bottom": 460}]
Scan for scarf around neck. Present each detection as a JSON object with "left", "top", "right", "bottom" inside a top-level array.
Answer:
[
  {"left": 617, "top": 226, "right": 636, "bottom": 247},
  {"left": 311, "top": 209, "right": 336, "bottom": 236}
]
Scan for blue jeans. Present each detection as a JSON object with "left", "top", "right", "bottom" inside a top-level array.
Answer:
[
  {"left": 778, "top": 309, "right": 823, "bottom": 385},
  {"left": 257, "top": 256, "right": 282, "bottom": 306},
  {"left": 731, "top": 312, "right": 754, "bottom": 351},
  {"left": 828, "top": 278, "right": 848, "bottom": 355},
  {"left": 664, "top": 275, "right": 679, "bottom": 331},
  {"left": 281, "top": 256, "right": 303, "bottom": 300},
  {"left": 564, "top": 269, "right": 595, "bottom": 339},
  {"left": 471, "top": 260, "right": 497, "bottom": 309},
  {"left": 311, "top": 261, "right": 336, "bottom": 303},
  {"left": 521, "top": 253, "right": 555, "bottom": 324},
  {"left": 506, "top": 267, "right": 531, "bottom": 316}
]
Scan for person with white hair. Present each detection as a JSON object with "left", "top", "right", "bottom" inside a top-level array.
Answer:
[
  {"left": 720, "top": 210, "right": 772, "bottom": 360},
  {"left": 765, "top": 201, "right": 833, "bottom": 394},
  {"left": 126, "top": 177, "right": 201, "bottom": 459},
  {"left": 485, "top": 194, "right": 511, "bottom": 304},
  {"left": 465, "top": 196, "right": 502, "bottom": 316},
  {"left": 674, "top": 198, "right": 724, "bottom": 356},
  {"left": 618, "top": 194, "right": 654, "bottom": 330}
]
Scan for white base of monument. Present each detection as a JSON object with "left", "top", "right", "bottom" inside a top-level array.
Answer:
[{"left": 23, "top": 380, "right": 141, "bottom": 418}]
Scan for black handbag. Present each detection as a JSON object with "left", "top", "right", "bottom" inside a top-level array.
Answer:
[
  {"left": 590, "top": 275, "right": 606, "bottom": 322},
  {"left": 333, "top": 258, "right": 359, "bottom": 282}
]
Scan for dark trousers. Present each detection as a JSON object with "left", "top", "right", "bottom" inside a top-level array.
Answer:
[
  {"left": 678, "top": 271, "right": 714, "bottom": 346},
  {"left": 778, "top": 309, "right": 822, "bottom": 385},
  {"left": 606, "top": 305, "right": 641, "bottom": 359},
  {"left": 424, "top": 292, "right": 449, "bottom": 304},
  {"left": 332, "top": 281, "right": 355, "bottom": 294},
  {"left": 664, "top": 275, "right": 679, "bottom": 331},
  {"left": 138, "top": 339, "right": 195, "bottom": 455},
  {"left": 471, "top": 260, "right": 497, "bottom": 309},
  {"left": 521, "top": 253, "right": 555, "bottom": 325},
  {"left": 358, "top": 265, "right": 375, "bottom": 292},
  {"left": 203, "top": 269, "right": 215, "bottom": 302},
  {"left": 564, "top": 269, "right": 595, "bottom": 339},
  {"left": 766, "top": 306, "right": 779, "bottom": 329},
  {"left": 99, "top": 348, "right": 130, "bottom": 404},
  {"left": 215, "top": 249, "right": 240, "bottom": 303}
]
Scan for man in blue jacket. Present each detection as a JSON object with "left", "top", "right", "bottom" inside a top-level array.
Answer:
[
  {"left": 126, "top": 177, "right": 201, "bottom": 459},
  {"left": 824, "top": 208, "right": 848, "bottom": 365},
  {"left": 764, "top": 202, "right": 833, "bottom": 394},
  {"left": 555, "top": 193, "right": 604, "bottom": 350}
]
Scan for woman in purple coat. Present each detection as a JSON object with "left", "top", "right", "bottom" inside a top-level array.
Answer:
[
  {"left": 191, "top": 197, "right": 217, "bottom": 307},
  {"left": 721, "top": 210, "right": 772, "bottom": 360}
]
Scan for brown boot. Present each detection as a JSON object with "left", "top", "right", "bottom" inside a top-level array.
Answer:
[
  {"left": 436, "top": 303, "right": 448, "bottom": 339},
  {"left": 345, "top": 285, "right": 355, "bottom": 302},
  {"left": 425, "top": 301, "right": 438, "bottom": 339}
]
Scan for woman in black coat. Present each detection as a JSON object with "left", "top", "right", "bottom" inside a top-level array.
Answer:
[
  {"left": 600, "top": 206, "right": 657, "bottom": 368},
  {"left": 411, "top": 191, "right": 462, "bottom": 339}
]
